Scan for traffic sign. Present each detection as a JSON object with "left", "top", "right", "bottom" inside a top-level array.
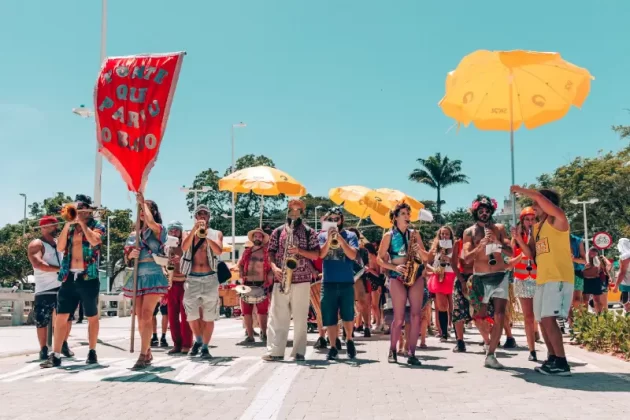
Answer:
[{"left": 592, "top": 231, "right": 613, "bottom": 250}]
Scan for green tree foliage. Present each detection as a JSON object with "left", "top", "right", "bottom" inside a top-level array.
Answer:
[
  {"left": 28, "top": 192, "right": 72, "bottom": 219},
  {"left": 612, "top": 110, "right": 630, "bottom": 141},
  {"left": 409, "top": 153, "right": 469, "bottom": 219},
  {"left": 0, "top": 233, "right": 34, "bottom": 284}
]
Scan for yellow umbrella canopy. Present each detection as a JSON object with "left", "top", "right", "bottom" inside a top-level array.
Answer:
[
  {"left": 328, "top": 185, "right": 387, "bottom": 219},
  {"left": 439, "top": 49, "right": 593, "bottom": 131},
  {"left": 438, "top": 49, "right": 593, "bottom": 223},
  {"left": 368, "top": 188, "right": 424, "bottom": 218},
  {"left": 218, "top": 165, "right": 306, "bottom": 196}
]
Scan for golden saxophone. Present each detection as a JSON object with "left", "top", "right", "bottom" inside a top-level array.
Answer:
[
  {"left": 401, "top": 230, "right": 421, "bottom": 287},
  {"left": 435, "top": 253, "right": 447, "bottom": 283},
  {"left": 280, "top": 219, "right": 298, "bottom": 294}
]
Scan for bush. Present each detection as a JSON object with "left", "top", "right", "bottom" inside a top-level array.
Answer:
[{"left": 570, "top": 308, "right": 630, "bottom": 360}]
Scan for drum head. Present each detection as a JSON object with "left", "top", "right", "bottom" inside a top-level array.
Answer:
[
  {"left": 235, "top": 285, "right": 252, "bottom": 294},
  {"left": 240, "top": 286, "right": 267, "bottom": 304}
]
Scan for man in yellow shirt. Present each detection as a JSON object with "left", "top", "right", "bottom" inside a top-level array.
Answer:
[{"left": 510, "top": 186, "right": 573, "bottom": 376}]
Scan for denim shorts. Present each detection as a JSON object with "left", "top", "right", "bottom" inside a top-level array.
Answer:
[{"left": 321, "top": 282, "right": 355, "bottom": 326}]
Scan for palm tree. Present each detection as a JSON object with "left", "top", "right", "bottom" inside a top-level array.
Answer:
[{"left": 409, "top": 153, "right": 469, "bottom": 217}]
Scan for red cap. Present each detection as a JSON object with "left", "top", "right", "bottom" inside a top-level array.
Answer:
[{"left": 39, "top": 215, "right": 58, "bottom": 227}]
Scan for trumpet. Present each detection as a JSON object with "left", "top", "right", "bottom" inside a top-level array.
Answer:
[
  {"left": 59, "top": 203, "right": 103, "bottom": 222},
  {"left": 485, "top": 226, "right": 497, "bottom": 266},
  {"left": 196, "top": 221, "right": 207, "bottom": 239},
  {"left": 329, "top": 230, "right": 340, "bottom": 249}
]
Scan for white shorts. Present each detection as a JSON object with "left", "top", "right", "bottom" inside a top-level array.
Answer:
[
  {"left": 534, "top": 281, "right": 574, "bottom": 322},
  {"left": 183, "top": 273, "right": 220, "bottom": 322}
]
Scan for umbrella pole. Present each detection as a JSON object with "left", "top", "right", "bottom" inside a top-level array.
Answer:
[
  {"left": 509, "top": 71, "right": 517, "bottom": 227},
  {"left": 259, "top": 195, "right": 264, "bottom": 228}
]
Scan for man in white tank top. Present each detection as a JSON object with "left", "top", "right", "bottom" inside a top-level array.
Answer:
[{"left": 27, "top": 216, "right": 74, "bottom": 360}]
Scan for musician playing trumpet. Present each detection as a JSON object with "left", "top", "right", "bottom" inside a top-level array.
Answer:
[
  {"left": 377, "top": 202, "right": 428, "bottom": 366},
  {"left": 263, "top": 199, "right": 320, "bottom": 362},
  {"left": 41, "top": 195, "right": 105, "bottom": 369},
  {"left": 318, "top": 208, "right": 360, "bottom": 361},
  {"left": 462, "top": 194, "right": 513, "bottom": 370}
]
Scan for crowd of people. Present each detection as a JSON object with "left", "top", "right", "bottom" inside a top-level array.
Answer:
[{"left": 26, "top": 187, "right": 630, "bottom": 376}]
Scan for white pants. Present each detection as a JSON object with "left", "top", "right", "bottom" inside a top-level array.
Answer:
[
  {"left": 534, "top": 281, "right": 574, "bottom": 321},
  {"left": 266, "top": 282, "right": 310, "bottom": 358}
]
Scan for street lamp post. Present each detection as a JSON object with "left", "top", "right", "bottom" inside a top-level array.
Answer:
[
  {"left": 106, "top": 215, "right": 115, "bottom": 293},
  {"left": 231, "top": 122, "right": 246, "bottom": 263},
  {"left": 19, "top": 193, "right": 27, "bottom": 236},
  {"left": 570, "top": 198, "right": 599, "bottom": 263},
  {"left": 180, "top": 186, "right": 212, "bottom": 212},
  {"left": 315, "top": 205, "right": 324, "bottom": 231}
]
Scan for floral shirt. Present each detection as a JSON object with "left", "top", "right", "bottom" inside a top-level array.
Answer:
[
  {"left": 268, "top": 223, "right": 320, "bottom": 284},
  {"left": 58, "top": 218, "right": 106, "bottom": 282}
]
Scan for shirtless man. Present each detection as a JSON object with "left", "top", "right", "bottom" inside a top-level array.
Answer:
[
  {"left": 28, "top": 215, "right": 73, "bottom": 360},
  {"left": 180, "top": 205, "right": 223, "bottom": 359},
  {"left": 41, "top": 195, "right": 105, "bottom": 368},
  {"left": 462, "top": 195, "right": 513, "bottom": 369},
  {"left": 238, "top": 228, "right": 273, "bottom": 343}
]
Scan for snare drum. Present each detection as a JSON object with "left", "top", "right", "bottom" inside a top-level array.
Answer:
[{"left": 239, "top": 285, "right": 268, "bottom": 305}]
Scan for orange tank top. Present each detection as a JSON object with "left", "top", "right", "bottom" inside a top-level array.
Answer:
[{"left": 514, "top": 233, "right": 537, "bottom": 280}]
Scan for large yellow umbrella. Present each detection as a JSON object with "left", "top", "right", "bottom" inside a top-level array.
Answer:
[
  {"left": 439, "top": 49, "right": 593, "bottom": 223},
  {"left": 329, "top": 185, "right": 387, "bottom": 221},
  {"left": 367, "top": 190, "right": 432, "bottom": 229}
]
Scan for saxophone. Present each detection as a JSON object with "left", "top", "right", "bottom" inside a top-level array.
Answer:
[
  {"left": 435, "top": 251, "right": 447, "bottom": 283},
  {"left": 401, "top": 230, "right": 421, "bottom": 287},
  {"left": 280, "top": 220, "right": 298, "bottom": 294}
]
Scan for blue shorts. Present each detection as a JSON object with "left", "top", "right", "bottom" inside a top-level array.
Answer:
[{"left": 321, "top": 282, "right": 355, "bottom": 327}]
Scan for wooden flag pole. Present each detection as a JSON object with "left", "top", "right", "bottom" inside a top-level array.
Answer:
[{"left": 129, "top": 201, "right": 142, "bottom": 353}]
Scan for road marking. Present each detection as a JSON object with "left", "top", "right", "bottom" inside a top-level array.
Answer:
[
  {"left": 199, "top": 356, "right": 259, "bottom": 384},
  {"left": 192, "top": 385, "right": 247, "bottom": 393},
  {"left": 239, "top": 348, "right": 314, "bottom": 420}
]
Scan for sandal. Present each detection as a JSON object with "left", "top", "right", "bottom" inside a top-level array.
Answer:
[
  {"left": 167, "top": 347, "right": 182, "bottom": 355},
  {"left": 146, "top": 349, "right": 153, "bottom": 363},
  {"left": 132, "top": 354, "right": 149, "bottom": 370}
]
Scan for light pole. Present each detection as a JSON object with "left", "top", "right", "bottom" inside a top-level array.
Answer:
[
  {"left": 180, "top": 186, "right": 212, "bottom": 213},
  {"left": 106, "top": 215, "right": 115, "bottom": 293},
  {"left": 570, "top": 198, "right": 599, "bottom": 263},
  {"left": 71, "top": 0, "right": 107, "bottom": 209},
  {"left": 231, "top": 122, "right": 246, "bottom": 263},
  {"left": 315, "top": 205, "right": 324, "bottom": 231},
  {"left": 19, "top": 193, "right": 27, "bottom": 236}
]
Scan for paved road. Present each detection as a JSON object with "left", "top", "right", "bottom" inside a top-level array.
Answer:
[{"left": 0, "top": 318, "right": 629, "bottom": 420}]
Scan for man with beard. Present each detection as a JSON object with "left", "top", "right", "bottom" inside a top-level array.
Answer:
[
  {"left": 238, "top": 228, "right": 273, "bottom": 343},
  {"left": 41, "top": 195, "right": 105, "bottom": 368},
  {"left": 263, "top": 199, "right": 320, "bottom": 362},
  {"left": 180, "top": 205, "right": 224, "bottom": 359},
  {"left": 319, "top": 208, "right": 359, "bottom": 360},
  {"left": 511, "top": 186, "right": 573, "bottom": 375},
  {"left": 28, "top": 216, "right": 74, "bottom": 360},
  {"left": 462, "top": 195, "right": 513, "bottom": 369},
  {"left": 165, "top": 221, "right": 192, "bottom": 355}
]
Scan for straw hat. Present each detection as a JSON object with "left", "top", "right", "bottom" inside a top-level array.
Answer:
[{"left": 247, "top": 228, "right": 269, "bottom": 245}]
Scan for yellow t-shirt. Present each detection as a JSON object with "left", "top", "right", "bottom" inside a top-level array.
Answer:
[{"left": 533, "top": 220, "right": 574, "bottom": 285}]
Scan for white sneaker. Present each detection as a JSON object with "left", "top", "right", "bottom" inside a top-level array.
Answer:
[{"left": 484, "top": 354, "right": 504, "bottom": 369}]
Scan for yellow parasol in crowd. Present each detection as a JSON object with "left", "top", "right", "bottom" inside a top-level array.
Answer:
[
  {"left": 439, "top": 49, "right": 593, "bottom": 224},
  {"left": 367, "top": 189, "right": 432, "bottom": 229},
  {"left": 329, "top": 185, "right": 389, "bottom": 222},
  {"left": 219, "top": 165, "right": 306, "bottom": 230}
]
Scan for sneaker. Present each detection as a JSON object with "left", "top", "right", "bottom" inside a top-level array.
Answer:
[
  {"left": 364, "top": 328, "right": 371, "bottom": 338},
  {"left": 327, "top": 347, "right": 339, "bottom": 361},
  {"left": 502, "top": 337, "right": 517, "bottom": 349},
  {"left": 356, "top": 325, "right": 364, "bottom": 332},
  {"left": 200, "top": 348, "right": 212, "bottom": 360},
  {"left": 314, "top": 337, "right": 327, "bottom": 350},
  {"left": 387, "top": 349, "right": 397, "bottom": 363},
  {"left": 243, "top": 336, "right": 255, "bottom": 344},
  {"left": 86, "top": 349, "right": 98, "bottom": 365},
  {"left": 160, "top": 336, "right": 169, "bottom": 348},
  {"left": 335, "top": 338, "right": 342, "bottom": 351},
  {"left": 189, "top": 342, "right": 202, "bottom": 356},
  {"left": 407, "top": 355, "right": 421, "bottom": 366},
  {"left": 61, "top": 341, "right": 74, "bottom": 358},
  {"left": 440, "top": 336, "right": 448, "bottom": 343},
  {"left": 40, "top": 353, "right": 61, "bottom": 368},
  {"left": 346, "top": 340, "right": 357, "bottom": 359},
  {"left": 453, "top": 340, "right": 467, "bottom": 353},
  {"left": 540, "top": 359, "right": 571, "bottom": 376},
  {"left": 484, "top": 354, "right": 504, "bottom": 369},
  {"left": 151, "top": 336, "right": 159, "bottom": 347},
  {"left": 536, "top": 355, "right": 557, "bottom": 373},
  {"left": 528, "top": 351, "right": 538, "bottom": 362},
  {"left": 294, "top": 354, "right": 305, "bottom": 361},
  {"left": 261, "top": 354, "right": 284, "bottom": 362},
  {"left": 261, "top": 332, "right": 267, "bottom": 342},
  {"left": 39, "top": 346, "right": 49, "bottom": 361}
]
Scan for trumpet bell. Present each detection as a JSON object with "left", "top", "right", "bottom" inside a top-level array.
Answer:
[
  {"left": 60, "top": 204, "right": 77, "bottom": 222},
  {"left": 197, "top": 228, "right": 207, "bottom": 238},
  {"left": 285, "top": 257, "right": 298, "bottom": 270}
]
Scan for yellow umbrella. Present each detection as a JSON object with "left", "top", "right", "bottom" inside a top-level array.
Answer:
[
  {"left": 439, "top": 49, "right": 593, "bottom": 223},
  {"left": 369, "top": 188, "right": 424, "bottom": 218},
  {"left": 219, "top": 165, "right": 307, "bottom": 229},
  {"left": 329, "top": 185, "right": 388, "bottom": 220}
]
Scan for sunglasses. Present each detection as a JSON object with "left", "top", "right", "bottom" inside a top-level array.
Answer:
[
  {"left": 327, "top": 217, "right": 340, "bottom": 222},
  {"left": 477, "top": 208, "right": 491, "bottom": 214}
]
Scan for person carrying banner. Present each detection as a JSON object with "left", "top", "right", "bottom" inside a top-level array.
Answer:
[
  {"left": 41, "top": 195, "right": 106, "bottom": 369},
  {"left": 180, "top": 205, "right": 224, "bottom": 359},
  {"left": 123, "top": 195, "right": 170, "bottom": 369}
]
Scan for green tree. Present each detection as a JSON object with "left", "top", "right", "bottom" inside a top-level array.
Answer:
[
  {"left": 0, "top": 233, "right": 35, "bottom": 285},
  {"left": 612, "top": 110, "right": 630, "bottom": 140},
  {"left": 443, "top": 208, "right": 474, "bottom": 227},
  {"left": 28, "top": 192, "right": 73, "bottom": 219},
  {"left": 186, "top": 155, "right": 293, "bottom": 236},
  {"left": 100, "top": 208, "right": 134, "bottom": 290},
  {"left": 409, "top": 153, "right": 469, "bottom": 219}
]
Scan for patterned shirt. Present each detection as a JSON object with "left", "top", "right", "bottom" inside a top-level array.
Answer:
[
  {"left": 268, "top": 223, "right": 320, "bottom": 284},
  {"left": 58, "top": 218, "right": 106, "bottom": 282}
]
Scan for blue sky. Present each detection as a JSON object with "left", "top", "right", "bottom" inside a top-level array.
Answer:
[{"left": 1, "top": 0, "right": 629, "bottom": 229}]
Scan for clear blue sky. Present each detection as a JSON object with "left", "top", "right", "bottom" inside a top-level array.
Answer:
[{"left": 1, "top": 0, "right": 629, "bottom": 228}]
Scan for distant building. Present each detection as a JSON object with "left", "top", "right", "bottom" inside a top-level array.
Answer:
[
  {"left": 221, "top": 235, "right": 249, "bottom": 261},
  {"left": 495, "top": 196, "right": 522, "bottom": 225}
]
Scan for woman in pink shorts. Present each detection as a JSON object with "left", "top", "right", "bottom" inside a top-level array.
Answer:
[{"left": 427, "top": 226, "right": 459, "bottom": 341}]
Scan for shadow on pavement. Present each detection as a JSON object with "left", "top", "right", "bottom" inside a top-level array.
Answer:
[
  {"left": 508, "top": 367, "right": 630, "bottom": 392},
  {"left": 397, "top": 363, "right": 453, "bottom": 371}
]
